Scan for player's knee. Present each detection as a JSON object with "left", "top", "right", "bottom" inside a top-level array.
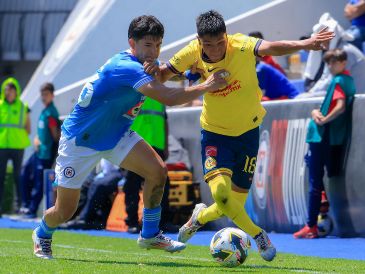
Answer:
[
  {"left": 211, "top": 181, "right": 230, "bottom": 206},
  {"left": 148, "top": 162, "right": 168, "bottom": 183}
]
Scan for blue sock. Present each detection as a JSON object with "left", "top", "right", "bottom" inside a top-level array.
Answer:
[
  {"left": 35, "top": 217, "right": 57, "bottom": 239},
  {"left": 141, "top": 206, "right": 161, "bottom": 238}
]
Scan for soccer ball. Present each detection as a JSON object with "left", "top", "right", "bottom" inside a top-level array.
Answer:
[
  {"left": 317, "top": 214, "right": 333, "bottom": 237},
  {"left": 210, "top": 227, "right": 251, "bottom": 267}
]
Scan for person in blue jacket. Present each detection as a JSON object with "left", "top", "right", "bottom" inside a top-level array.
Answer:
[{"left": 256, "top": 60, "right": 299, "bottom": 100}]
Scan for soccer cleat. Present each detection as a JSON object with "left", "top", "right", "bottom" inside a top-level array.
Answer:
[
  {"left": 32, "top": 229, "right": 53, "bottom": 259},
  {"left": 293, "top": 225, "right": 319, "bottom": 239},
  {"left": 137, "top": 230, "right": 186, "bottom": 253},
  {"left": 254, "top": 230, "right": 276, "bottom": 261},
  {"left": 178, "top": 203, "right": 207, "bottom": 243}
]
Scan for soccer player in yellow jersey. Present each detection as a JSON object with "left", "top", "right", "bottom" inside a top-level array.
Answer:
[{"left": 150, "top": 10, "right": 334, "bottom": 261}]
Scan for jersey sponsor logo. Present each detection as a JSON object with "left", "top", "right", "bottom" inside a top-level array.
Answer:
[
  {"left": 207, "top": 67, "right": 219, "bottom": 72},
  {"left": 205, "top": 156, "right": 217, "bottom": 170},
  {"left": 123, "top": 101, "right": 144, "bottom": 120},
  {"left": 211, "top": 80, "right": 241, "bottom": 97},
  {"left": 205, "top": 146, "right": 217, "bottom": 157},
  {"left": 63, "top": 167, "right": 75, "bottom": 178}
]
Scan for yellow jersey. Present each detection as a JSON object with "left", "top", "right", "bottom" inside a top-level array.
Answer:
[{"left": 168, "top": 33, "right": 266, "bottom": 136}]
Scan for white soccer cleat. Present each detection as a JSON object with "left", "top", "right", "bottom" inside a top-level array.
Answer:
[
  {"left": 178, "top": 203, "right": 207, "bottom": 243},
  {"left": 254, "top": 230, "right": 276, "bottom": 261},
  {"left": 32, "top": 229, "right": 53, "bottom": 259},
  {"left": 137, "top": 230, "right": 186, "bottom": 253}
]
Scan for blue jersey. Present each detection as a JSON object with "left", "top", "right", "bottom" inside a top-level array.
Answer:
[
  {"left": 62, "top": 51, "right": 154, "bottom": 151},
  {"left": 256, "top": 62, "right": 299, "bottom": 99}
]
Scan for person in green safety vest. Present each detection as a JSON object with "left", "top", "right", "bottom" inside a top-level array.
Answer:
[
  {"left": 0, "top": 77, "right": 31, "bottom": 215},
  {"left": 123, "top": 97, "right": 177, "bottom": 233}
]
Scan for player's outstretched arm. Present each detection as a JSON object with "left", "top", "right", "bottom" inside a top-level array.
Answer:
[
  {"left": 138, "top": 70, "right": 228, "bottom": 106},
  {"left": 257, "top": 28, "right": 335, "bottom": 56},
  {"left": 143, "top": 62, "right": 180, "bottom": 83}
]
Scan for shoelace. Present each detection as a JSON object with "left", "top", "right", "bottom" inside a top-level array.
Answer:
[
  {"left": 39, "top": 239, "right": 52, "bottom": 255},
  {"left": 255, "top": 233, "right": 268, "bottom": 251},
  {"left": 156, "top": 232, "right": 172, "bottom": 243}
]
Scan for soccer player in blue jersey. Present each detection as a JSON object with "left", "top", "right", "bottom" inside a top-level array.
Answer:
[{"left": 32, "top": 15, "right": 227, "bottom": 259}]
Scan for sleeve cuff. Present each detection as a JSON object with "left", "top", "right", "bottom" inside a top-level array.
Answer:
[
  {"left": 254, "top": 39, "right": 263, "bottom": 57},
  {"left": 166, "top": 62, "right": 182, "bottom": 75},
  {"left": 133, "top": 76, "right": 154, "bottom": 89}
]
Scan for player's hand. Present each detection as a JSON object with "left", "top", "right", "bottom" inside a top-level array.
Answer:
[
  {"left": 202, "top": 69, "right": 228, "bottom": 92},
  {"left": 305, "top": 27, "right": 335, "bottom": 51},
  {"left": 186, "top": 60, "right": 205, "bottom": 86},
  {"left": 33, "top": 136, "right": 40, "bottom": 152},
  {"left": 144, "top": 60, "right": 162, "bottom": 82},
  {"left": 315, "top": 118, "right": 326, "bottom": 126},
  {"left": 311, "top": 109, "right": 325, "bottom": 125}
]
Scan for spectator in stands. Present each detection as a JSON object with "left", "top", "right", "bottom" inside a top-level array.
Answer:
[
  {"left": 61, "top": 160, "right": 122, "bottom": 230},
  {"left": 344, "top": 0, "right": 365, "bottom": 50},
  {"left": 0, "top": 78, "right": 31, "bottom": 215},
  {"left": 123, "top": 97, "right": 178, "bottom": 233},
  {"left": 22, "top": 83, "right": 60, "bottom": 218},
  {"left": 294, "top": 49, "right": 355, "bottom": 239},
  {"left": 303, "top": 13, "right": 365, "bottom": 95},
  {"left": 249, "top": 31, "right": 287, "bottom": 75},
  {"left": 256, "top": 59, "right": 299, "bottom": 100}
]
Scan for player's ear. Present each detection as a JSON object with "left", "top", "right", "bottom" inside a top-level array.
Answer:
[{"left": 128, "top": 38, "right": 136, "bottom": 49}]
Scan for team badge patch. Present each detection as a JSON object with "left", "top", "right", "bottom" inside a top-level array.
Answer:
[
  {"left": 63, "top": 167, "right": 75, "bottom": 178},
  {"left": 205, "top": 157, "right": 217, "bottom": 170},
  {"left": 205, "top": 146, "right": 217, "bottom": 157}
]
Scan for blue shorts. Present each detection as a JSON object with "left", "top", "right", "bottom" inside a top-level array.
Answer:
[{"left": 201, "top": 127, "right": 259, "bottom": 190}]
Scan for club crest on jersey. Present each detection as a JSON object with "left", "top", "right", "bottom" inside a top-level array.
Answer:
[
  {"left": 123, "top": 101, "right": 144, "bottom": 120},
  {"left": 205, "top": 157, "right": 217, "bottom": 170},
  {"left": 205, "top": 146, "right": 217, "bottom": 157}
]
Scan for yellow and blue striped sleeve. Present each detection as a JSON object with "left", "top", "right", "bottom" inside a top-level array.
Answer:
[
  {"left": 239, "top": 34, "right": 262, "bottom": 56},
  {"left": 167, "top": 41, "right": 197, "bottom": 74}
]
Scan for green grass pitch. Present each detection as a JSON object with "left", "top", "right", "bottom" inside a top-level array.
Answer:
[{"left": 1, "top": 228, "right": 364, "bottom": 273}]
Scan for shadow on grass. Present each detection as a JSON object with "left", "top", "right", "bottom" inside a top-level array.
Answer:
[{"left": 59, "top": 257, "right": 316, "bottom": 272}]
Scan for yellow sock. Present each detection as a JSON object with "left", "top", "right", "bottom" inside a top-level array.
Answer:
[
  {"left": 197, "top": 203, "right": 223, "bottom": 225},
  {"left": 197, "top": 175, "right": 261, "bottom": 237},
  {"left": 230, "top": 191, "right": 261, "bottom": 237}
]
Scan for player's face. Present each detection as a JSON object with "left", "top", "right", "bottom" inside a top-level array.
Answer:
[
  {"left": 327, "top": 60, "right": 346, "bottom": 75},
  {"left": 198, "top": 33, "right": 228, "bottom": 62},
  {"left": 40, "top": 89, "right": 54, "bottom": 106},
  {"left": 129, "top": 35, "right": 162, "bottom": 63}
]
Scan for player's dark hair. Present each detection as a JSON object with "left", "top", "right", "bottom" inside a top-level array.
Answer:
[
  {"left": 128, "top": 15, "right": 164, "bottom": 41},
  {"left": 196, "top": 10, "right": 226, "bottom": 37},
  {"left": 248, "top": 31, "right": 264, "bottom": 39},
  {"left": 323, "top": 49, "right": 347, "bottom": 63},
  {"left": 40, "top": 82, "right": 55, "bottom": 94}
]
